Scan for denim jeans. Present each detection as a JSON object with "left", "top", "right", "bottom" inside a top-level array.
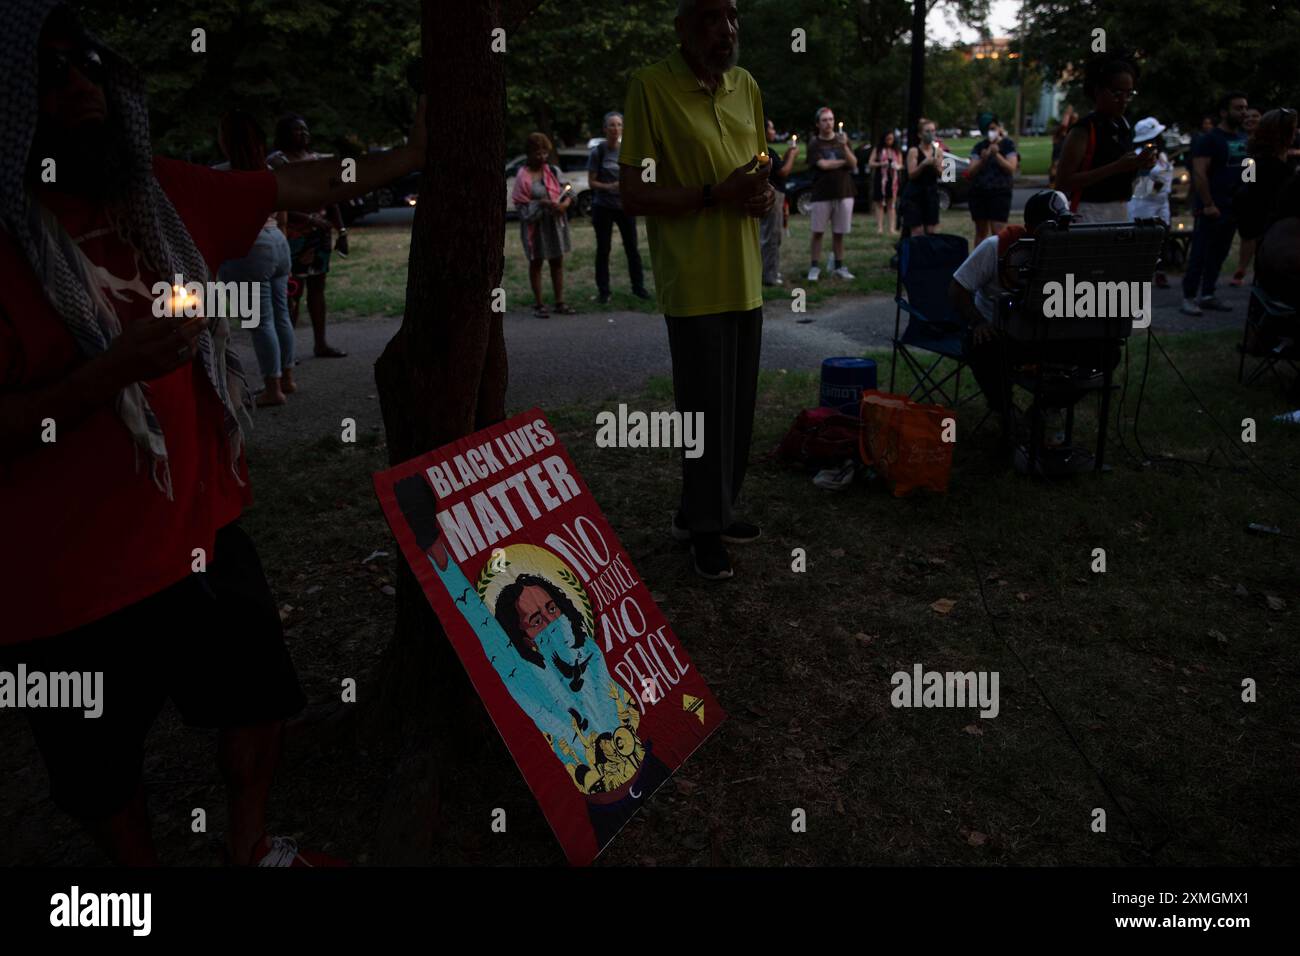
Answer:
[
  {"left": 1181, "top": 211, "right": 1238, "bottom": 300},
  {"left": 218, "top": 225, "right": 294, "bottom": 379}
]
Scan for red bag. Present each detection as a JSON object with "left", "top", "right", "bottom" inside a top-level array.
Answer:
[
  {"left": 775, "top": 406, "right": 862, "bottom": 468},
  {"left": 858, "top": 390, "right": 954, "bottom": 496}
]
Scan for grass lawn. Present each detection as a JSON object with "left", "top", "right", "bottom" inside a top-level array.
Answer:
[
  {"left": 1015, "top": 135, "right": 1053, "bottom": 177},
  {"left": 329, "top": 210, "right": 1012, "bottom": 321},
  {"left": 225, "top": 326, "right": 1300, "bottom": 866},
  {"left": 331, "top": 194, "right": 1208, "bottom": 324}
]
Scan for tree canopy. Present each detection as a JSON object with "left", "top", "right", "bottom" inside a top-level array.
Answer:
[{"left": 1022, "top": 0, "right": 1300, "bottom": 128}]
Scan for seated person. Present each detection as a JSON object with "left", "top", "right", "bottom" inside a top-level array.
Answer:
[{"left": 948, "top": 190, "right": 1122, "bottom": 424}]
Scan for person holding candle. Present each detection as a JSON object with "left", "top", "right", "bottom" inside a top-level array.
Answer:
[
  {"left": 869, "top": 129, "right": 902, "bottom": 235},
  {"left": 0, "top": 0, "right": 427, "bottom": 866},
  {"left": 966, "top": 116, "right": 1019, "bottom": 245},
  {"left": 760, "top": 117, "right": 798, "bottom": 285},
  {"left": 513, "top": 131, "right": 575, "bottom": 317},
  {"left": 900, "top": 117, "right": 943, "bottom": 236},
  {"left": 618, "top": 0, "right": 774, "bottom": 580},
  {"left": 806, "top": 106, "right": 857, "bottom": 281}
]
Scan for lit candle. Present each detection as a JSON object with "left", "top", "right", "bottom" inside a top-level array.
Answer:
[
  {"left": 791, "top": 133, "right": 798, "bottom": 146},
  {"left": 838, "top": 122, "right": 844, "bottom": 134},
  {"left": 758, "top": 150, "right": 769, "bottom": 165},
  {"left": 170, "top": 284, "right": 201, "bottom": 318}
]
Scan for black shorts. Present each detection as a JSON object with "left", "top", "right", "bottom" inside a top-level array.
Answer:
[
  {"left": 900, "top": 185, "right": 940, "bottom": 229},
  {"left": 2, "top": 523, "right": 305, "bottom": 820},
  {"left": 969, "top": 189, "right": 1012, "bottom": 223}
]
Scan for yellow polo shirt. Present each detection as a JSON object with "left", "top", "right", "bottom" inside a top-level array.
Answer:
[{"left": 620, "top": 49, "right": 766, "bottom": 318}]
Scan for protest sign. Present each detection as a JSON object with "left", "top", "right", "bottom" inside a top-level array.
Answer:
[{"left": 374, "top": 409, "right": 725, "bottom": 864}]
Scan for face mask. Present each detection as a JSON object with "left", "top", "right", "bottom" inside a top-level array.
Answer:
[
  {"left": 921, "top": 130, "right": 934, "bottom": 144},
  {"left": 987, "top": 129, "right": 1000, "bottom": 143}
]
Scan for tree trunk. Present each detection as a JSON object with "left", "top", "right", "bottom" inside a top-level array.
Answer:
[{"left": 369, "top": 0, "right": 539, "bottom": 864}]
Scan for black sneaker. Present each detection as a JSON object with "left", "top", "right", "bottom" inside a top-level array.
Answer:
[
  {"left": 1198, "top": 296, "right": 1233, "bottom": 312},
  {"left": 598, "top": 291, "right": 611, "bottom": 304},
  {"left": 691, "top": 533, "right": 733, "bottom": 580},
  {"left": 632, "top": 287, "right": 652, "bottom": 300},
  {"left": 671, "top": 513, "right": 761, "bottom": 545},
  {"left": 720, "top": 520, "right": 761, "bottom": 544}
]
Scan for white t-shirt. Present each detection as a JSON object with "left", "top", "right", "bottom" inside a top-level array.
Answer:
[{"left": 951, "top": 235, "right": 1007, "bottom": 323}]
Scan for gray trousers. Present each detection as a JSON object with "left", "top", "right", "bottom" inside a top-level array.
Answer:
[
  {"left": 664, "top": 308, "right": 763, "bottom": 534},
  {"left": 759, "top": 192, "right": 784, "bottom": 283}
]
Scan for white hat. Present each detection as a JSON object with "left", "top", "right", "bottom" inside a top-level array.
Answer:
[{"left": 1132, "top": 117, "right": 1166, "bottom": 144}]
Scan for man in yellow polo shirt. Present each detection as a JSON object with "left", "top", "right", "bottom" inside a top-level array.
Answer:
[{"left": 620, "top": 0, "right": 774, "bottom": 581}]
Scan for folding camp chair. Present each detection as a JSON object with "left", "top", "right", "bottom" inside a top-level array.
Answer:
[
  {"left": 1237, "top": 285, "right": 1298, "bottom": 389},
  {"left": 889, "top": 234, "right": 976, "bottom": 407}
]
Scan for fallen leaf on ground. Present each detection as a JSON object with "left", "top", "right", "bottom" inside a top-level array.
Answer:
[
  {"left": 830, "top": 548, "right": 846, "bottom": 558},
  {"left": 1265, "top": 594, "right": 1286, "bottom": 611},
  {"left": 1208, "top": 629, "right": 1229, "bottom": 645},
  {"left": 854, "top": 632, "right": 877, "bottom": 646},
  {"left": 380, "top": 584, "right": 396, "bottom": 596},
  {"left": 675, "top": 779, "right": 698, "bottom": 794},
  {"left": 963, "top": 723, "right": 984, "bottom": 736},
  {"left": 930, "top": 598, "right": 957, "bottom": 615},
  {"left": 967, "top": 830, "right": 989, "bottom": 846},
  {"left": 1016, "top": 592, "right": 1031, "bottom": 602}
]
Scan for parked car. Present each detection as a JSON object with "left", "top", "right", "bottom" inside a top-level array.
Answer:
[
  {"left": 339, "top": 191, "right": 380, "bottom": 225},
  {"left": 784, "top": 146, "right": 972, "bottom": 215},
  {"left": 505, "top": 147, "right": 593, "bottom": 219},
  {"left": 374, "top": 168, "right": 421, "bottom": 209}
]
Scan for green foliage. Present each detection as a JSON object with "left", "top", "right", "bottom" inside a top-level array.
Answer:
[
  {"left": 504, "top": 0, "right": 677, "bottom": 148},
  {"left": 78, "top": 0, "right": 420, "bottom": 159},
  {"left": 1022, "top": 0, "right": 1300, "bottom": 129},
  {"left": 505, "top": 0, "right": 999, "bottom": 150}
]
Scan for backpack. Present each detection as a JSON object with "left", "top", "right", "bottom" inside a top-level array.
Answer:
[{"left": 775, "top": 407, "right": 862, "bottom": 468}]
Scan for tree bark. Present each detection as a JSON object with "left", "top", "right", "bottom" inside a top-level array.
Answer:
[{"left": 369, "top": 0, "right": 540, "bottom": 865}]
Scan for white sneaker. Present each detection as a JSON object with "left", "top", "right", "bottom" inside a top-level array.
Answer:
[
  {"left": 833, "top": 266, "right": 855, "bottom": 280},
  {"left": 813, "top": 459, "right": 857, "bottom": 491},
  {"left": 807, "top": 265, "right": 821, "bottom": 282},
  {"left": 1180, "top": 298, "right": 1203, "bottom": 316}
]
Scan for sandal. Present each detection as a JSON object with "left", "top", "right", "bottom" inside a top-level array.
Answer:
[
  {"left": 533, "top": 303, "right": 549, "bottom": 318},
  {"left": 553, "top": 302, "right": 577, "bottom": 315},
  {"left": 314, "top": 345, "right": 347, "bottom": 358},
  {"left": 1229, "top": 268, "right": 1246, "bottom": 287}
]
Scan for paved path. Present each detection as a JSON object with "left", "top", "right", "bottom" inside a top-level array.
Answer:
[{"left": 238, "top": 286, "right": 1250, "bottom": 449}]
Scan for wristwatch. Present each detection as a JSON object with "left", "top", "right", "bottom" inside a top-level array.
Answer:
[{"left": 702, "top": 183, "right": 714, "bottom": 208}]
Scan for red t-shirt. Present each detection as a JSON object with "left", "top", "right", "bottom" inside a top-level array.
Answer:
[{"left": 0, "top": 157, "right": 279, "bottom": 644}]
